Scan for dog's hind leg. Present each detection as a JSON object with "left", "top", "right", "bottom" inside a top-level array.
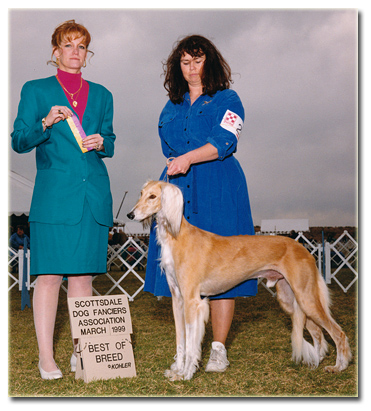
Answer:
[
  {"left": 276, "top": 279, "right": 320, "bottom": 368},
  {"left": 305, "top": 318, "right": 328, "bottom": 363},
  {"left": 182, "top": 296, "right": 210, "bottom": 380},
  {"left": 295, "top": 278, "right": 352, "bottom": 372},
  {"left": 292, "top": 301, "right": 320, "bottom": 367},
  {"left": 322, "top": 321, "right": 352, "bottom": 373},
  {"left": 275, "top": 278, "right": 295, "bottom": 316}
]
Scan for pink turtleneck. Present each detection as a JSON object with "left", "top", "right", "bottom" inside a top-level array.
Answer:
[{"left": 56, "top": 68, "right": 89, "bottom": 123}]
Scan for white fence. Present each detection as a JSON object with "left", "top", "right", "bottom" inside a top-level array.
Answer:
[
  {"left": 8, "top": 231, "right": 357, "bottom": 300},
  {"left": 323, "top": 230, "right": 358, "bottom": 293},
  {"left": 104, "top": 238, "right": 148, "bottom": 300},
  {"left": 8, "top": 248, "right": 31, "bottom": 292},
  {"left": 8, "top": 236, "right": 148, "bottom": 302}
]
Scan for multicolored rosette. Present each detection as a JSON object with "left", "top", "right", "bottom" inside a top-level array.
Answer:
[{"left": 66, "top": 115, "right": 91, "bottom": 153}]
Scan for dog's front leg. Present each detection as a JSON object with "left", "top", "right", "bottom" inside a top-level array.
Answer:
[
  {"left": 164, "top": 292, "right": 186, "bottom": 381},
  {"left": 182, "top": 297, "right": 210, "bottom": 380}
]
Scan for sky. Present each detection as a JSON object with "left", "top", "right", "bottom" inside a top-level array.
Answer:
[{"left": 7, "top": 6, "right": 358, "bottom": 227}]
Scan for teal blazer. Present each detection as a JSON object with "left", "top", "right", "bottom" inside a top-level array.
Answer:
[{"left": 11, "top": 75, "right": 116, "bottom": 227}]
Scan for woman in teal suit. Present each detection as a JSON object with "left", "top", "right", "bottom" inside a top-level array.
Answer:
[{"left": 11, "top": 20, "right": 116, "bottom": 380}]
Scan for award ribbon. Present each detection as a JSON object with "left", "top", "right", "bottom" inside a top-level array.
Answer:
[{"left": 66, "top": 115, "right": 91, "bottom": 153}]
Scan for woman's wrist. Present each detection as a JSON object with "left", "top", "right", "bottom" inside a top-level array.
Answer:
[
  {"left": 42, "top": 117, "right": 51, "bottom": 132},
  {"left": 183, "top": 151, "right": 194, "bottom": 167}
]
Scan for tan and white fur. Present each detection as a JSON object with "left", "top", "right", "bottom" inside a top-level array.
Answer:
[{"left": 127, "top": 180, "right": 352, "bottom": 380}]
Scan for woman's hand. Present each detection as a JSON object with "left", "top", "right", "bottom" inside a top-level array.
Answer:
[
  {"left": 166, "top": 154, "right": 192, "bottom": 176},
  {"left": 82, "top": 133, "right": 105, "bottom": 151},
  {"left": 43, "top": 106, "right": 73, "bottom": 130},
  {"left": 166, "top": 144, "right": 219, "bottom": 176}
]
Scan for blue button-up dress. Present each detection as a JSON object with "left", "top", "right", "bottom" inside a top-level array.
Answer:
[{"left": 144, "top": 89, "right": 257, "bottom": 298}]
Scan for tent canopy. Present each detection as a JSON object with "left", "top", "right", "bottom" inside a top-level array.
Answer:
[
  {"left": 124, "top": 221, "right": 150, "bottom": 236},
  {"left": 9, "top": 170, "right": 34, "bottom": 216},
  {"left": 260, "top": 219, "right": 309, "bottom": 234}
]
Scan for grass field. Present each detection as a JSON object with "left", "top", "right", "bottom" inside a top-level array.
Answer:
[{"left": 8, "top": 268, "right": 357, "bottom": 398}]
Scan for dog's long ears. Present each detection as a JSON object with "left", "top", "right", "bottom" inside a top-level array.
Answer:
[{"left": 160, "top": 183, "right": 184, "bottom": 237}]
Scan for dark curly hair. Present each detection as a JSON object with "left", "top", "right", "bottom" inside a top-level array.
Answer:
[{"left": 163, "top": 35, "right": 233, "bottom": 104}]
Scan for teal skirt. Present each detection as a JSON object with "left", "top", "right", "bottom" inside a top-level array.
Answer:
[{"left": 30, "top": 200, "right": 109, "bottom": 276}]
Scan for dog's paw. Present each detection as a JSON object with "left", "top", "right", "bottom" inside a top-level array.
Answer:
[
  {"left": 164, "top": 369, "right": 183, "bottom": 381},
  {"left": 324, "top": 365, "right": 342, "bottom": 373},
  {"left": 182, "top": 367, "right": 197, "bottom": 380}
]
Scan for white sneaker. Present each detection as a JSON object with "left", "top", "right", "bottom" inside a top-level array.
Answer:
[{"left": 205, "top": 342, "right": 230, "bottom": 372}]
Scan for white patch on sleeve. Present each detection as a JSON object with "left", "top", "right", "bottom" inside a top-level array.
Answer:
[{"left": 220, "top": 110, "right": 243, "bottom": 140}]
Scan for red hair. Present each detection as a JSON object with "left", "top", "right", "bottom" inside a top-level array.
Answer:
[
  {"left": 51, "top": 19, "right": 91, "bottom": 51},
  {"left": 48, "top": 20, "right": 93, "bottom": 67}
]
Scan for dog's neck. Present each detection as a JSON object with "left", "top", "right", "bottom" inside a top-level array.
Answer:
[{"left": 156, "top": 214, "right": 186, "bottom": 245}]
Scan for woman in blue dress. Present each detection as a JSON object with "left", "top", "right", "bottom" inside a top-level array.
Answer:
[
  {"left": 145, "top": 35, "right": 257, "bottom": 372},
  {"left": 11, "top": 20, "right": 115, "bottom": 379}
]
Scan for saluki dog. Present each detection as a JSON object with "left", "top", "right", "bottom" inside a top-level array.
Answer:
[{"left": 127, "top": 180, "right": 352, "bottom": 381}]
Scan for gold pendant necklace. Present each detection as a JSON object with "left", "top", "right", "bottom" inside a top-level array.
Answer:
[{"left": 56, "top": 75, "right": 82, "bottom": 108}]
